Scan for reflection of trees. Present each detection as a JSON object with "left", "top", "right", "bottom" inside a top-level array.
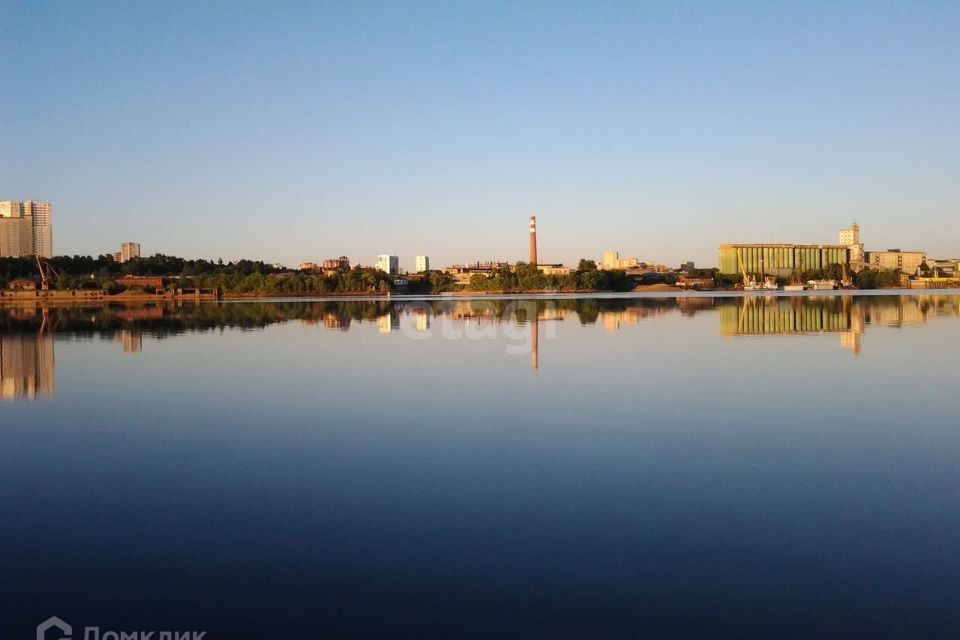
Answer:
[{"left": 0, "top": 295, "right": 955, "bottom": 340}]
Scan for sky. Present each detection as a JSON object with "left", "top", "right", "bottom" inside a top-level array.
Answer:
[{"left": 1, "top": 1, "right": 958, "bottom": 270}]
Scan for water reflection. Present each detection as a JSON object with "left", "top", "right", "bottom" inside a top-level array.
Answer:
[
  {"left": 1, "top": 332, "right": 55, "bottom": 400},
  {"left": 720, "top": 295, "right": 958, "bottom": 355},
  {"left": 1, "top": 295, "right": 958, "bottom": 401}
]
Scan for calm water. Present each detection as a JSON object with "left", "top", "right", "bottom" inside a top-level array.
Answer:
[{"left": 2, "top": 294, "right": 959, "bottom": 639}]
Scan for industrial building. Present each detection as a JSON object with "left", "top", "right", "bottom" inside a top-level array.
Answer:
[
  {"left": 443, "top": 261, "right": 511, "bottom": 285},
  {"left": 718, "top": 244, "right": 850, "bottom": 276},
  {"left": 600, "top": 250, "right": 639, "bottom": 270},
  {"left": 865, "top": 250, "right": 927, "bottom": 274},
  {"left": 839, "top": 222, "right": 865, "bottom": 268}
]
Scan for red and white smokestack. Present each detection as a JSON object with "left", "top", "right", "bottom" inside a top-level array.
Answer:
[{"left": 529, "top": 215, "right": 538, "bottom": 266}]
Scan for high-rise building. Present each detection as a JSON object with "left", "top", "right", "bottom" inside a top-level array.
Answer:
[
  {"left": 377, "top": 255, "right": 399, "bottom": 274},
  {"left": 0, "top": 217, "right": 33, "bottom": 258},
  {"left": 23, "top": 201, "right": 53, "bottom": 258},
  {"left": 529, "top": 216, "right": 538, "bottom": 265},
  {"left": 839, "top": 222, "right": 860, "bottom": 246},
  {"left": 116, "top": 242, "right": 141, "bottom": 263},
  {"left": 415, "top": 255, "right": 430, "bottom": 272},
  {"left": 0, "top": 201, "right": 20, "bottom": 218},
  {"left": 0, "top": 201, "right": 35, "bottom": 258},
  {"left": 0, "top": 200, "right": 53, "bottom": 258},
  {"left": 839, "top": 222, "right": 864, "bottom": 269}
]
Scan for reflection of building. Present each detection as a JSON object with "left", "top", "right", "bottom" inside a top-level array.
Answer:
[
  {"left": 598, "top": 306, "right": 673, "bottom": 331},
  {"left": 116, "top": 330, "right": 142, "bottom": 353},
  {"left": 378, "top": 314, "right": 400, "bottom": 333},
  {"left": 322, "top": 314, "right": 350, "bottom": 331},
  {"left": 717, "top": 296, "right": 946, "bottom": 356},
  {"left": 415, "top": 313, "right": 430, "bottom": 332},
  {"left": 720, "top": 299, "right": 857, "bottom": 336},
  {"left": 0, "top": 333, "right": 55, "bottom": 400},
  {"left": 867, "top": 298, "right": 926, "bottom": 327},
  {"left": 377, "top": 255, "right": 399, "bottom": 274},
  {"left": 531, "top": 320, "right": 538, "bottom": 370}
]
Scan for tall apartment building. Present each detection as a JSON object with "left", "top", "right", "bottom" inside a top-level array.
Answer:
[
  {"left": 415, "top": 255, "right": 430, "bottom": 272},
  {"left": 0, "top": 200, "right": 53, "bottom": 258},
  {"left": 115, "top": 242, "right": 141, "bottom": 263},
  {"left": 377, "top": 255, "right": 399, "bottom": 274},
  {"left": 0, "top": 201, "right": 33, "bottom": 258}
]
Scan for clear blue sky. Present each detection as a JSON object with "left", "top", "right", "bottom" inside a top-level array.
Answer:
[{"left": 1, "top": 1, "right": 958, "bottom": 269}]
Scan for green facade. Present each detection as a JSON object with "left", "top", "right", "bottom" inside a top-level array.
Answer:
[
  {"left": 718, "top": 244, "right": 850, "bottom": 275},
  {"left": 720, "top": 301, "right": 853, "bottom": 335}
]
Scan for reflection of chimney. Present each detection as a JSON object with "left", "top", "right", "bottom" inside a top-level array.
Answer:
[
  {"left": 529, "top": 216, "right": 538, "bottom": 266},
  {"left": 531, "top": 319, "right": 538, "bottom": 370}
]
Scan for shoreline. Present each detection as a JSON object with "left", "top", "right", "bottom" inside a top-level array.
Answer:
[{"left": 3, "top": 287, "right": 959, "bottom": 308}]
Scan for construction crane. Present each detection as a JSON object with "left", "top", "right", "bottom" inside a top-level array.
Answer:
[
  {"left": 35, "top": 256, "right": 60, "bottom": 291},
  {"left": 840, "top": 261, "right": 853, "bottom": 288}
]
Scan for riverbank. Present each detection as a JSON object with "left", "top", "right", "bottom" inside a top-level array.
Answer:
[{"left": 5, "top": 286, "right": 950, "bottom": 308}]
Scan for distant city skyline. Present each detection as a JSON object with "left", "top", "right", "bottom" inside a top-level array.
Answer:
[{"left": 2, "top": 2, "right": 958, "bottom": 269}]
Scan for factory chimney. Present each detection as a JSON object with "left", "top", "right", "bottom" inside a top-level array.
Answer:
[{"left": 529, "top": 215, "right": 538, "bottom": 266}]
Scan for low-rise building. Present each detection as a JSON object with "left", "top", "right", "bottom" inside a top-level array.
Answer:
[
  {"left": 539, "top": 264, "right": 573, "bottom": 276},
  {"left": 443, "top": 261, "right": 510, "bottom": 285},
  {"left": 322, "top": 256, "right": 351, "bottom": 272},
  {"left": 600, "top": 250, "right": 639, "bottom": 270},
  {"left": 678, "top": 275, "right": 714, "bottom": 290},
  {"left": 6, "top": 278, "right": 37, "bottom": 291},
  {"left": 865, "top": 250, "right": 927, "bottom": 274},
  {"left": 926, "top": 259, "right": 957, "bottom": 277},
  {"left": 116, "top": 275, "right": 164, "bottom": 290}
]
